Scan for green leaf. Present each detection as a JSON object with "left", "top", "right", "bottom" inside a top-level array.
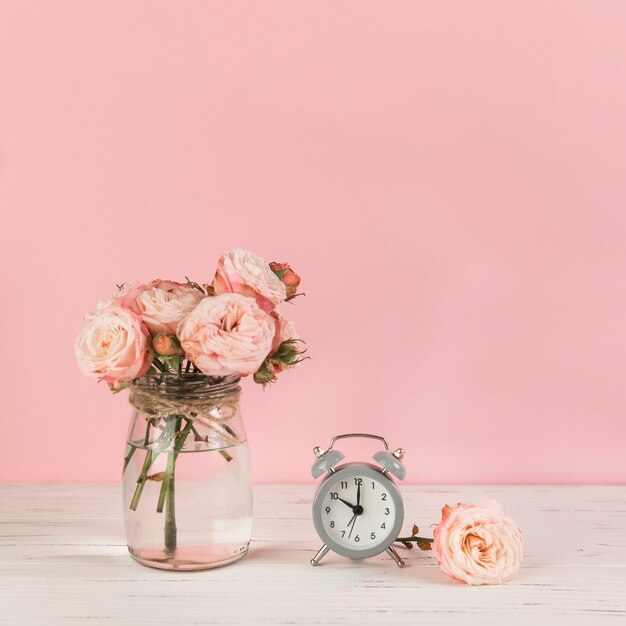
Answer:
[
  {"left": 161, "top": 355, "right": 183, "bottom": 377},
  {"left": 109, "top": 381, "right": 130, "bottom": 394}
]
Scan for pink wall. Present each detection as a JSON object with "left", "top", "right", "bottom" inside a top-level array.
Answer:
[{"left": 1, "top": 1, "right": 625, "bottom": 484}]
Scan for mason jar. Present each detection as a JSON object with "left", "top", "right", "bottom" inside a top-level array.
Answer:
[{"left": 122, "top": 372, "right": 252, "bottom": 570}]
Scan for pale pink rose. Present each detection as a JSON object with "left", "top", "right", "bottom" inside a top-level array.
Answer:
[
  {"left": 271, "top": 314, "right": 299, "bottom": 353},
  {"left": 213, "top": 249, "right": 286, "bottom": 312},
  {"left": 255, "top": 313, "right": 304, "bottom": 381},
  {"left": 116, "top": 282, "right": 151, "bottom": 314},
  {"left": 177, "top": 293, "right": 275, "bottom": 376},
  {"left": 84, "top": 283, "right": 150, "bottom": 320},
  {"left": 136, "top": 281, "right": 204, "bottom": 335},
  {"left": 432, "top": 500, "right": 523, "bottom": 585},
  {"left": 75, "top": 304, "right": 153, "bottom": 384}
]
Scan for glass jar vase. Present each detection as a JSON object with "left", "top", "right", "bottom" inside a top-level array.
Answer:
[{"left": 122, "top": 373, "right": 252, "bottom": 571}]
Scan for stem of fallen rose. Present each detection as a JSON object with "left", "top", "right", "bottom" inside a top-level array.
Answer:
[{"left": 395, "top": 536, "right": 434, "bottom": 544}]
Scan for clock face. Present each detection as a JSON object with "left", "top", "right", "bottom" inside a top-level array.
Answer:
[{"left": 312, "top": 464, "right": 404, "bottom": 558}]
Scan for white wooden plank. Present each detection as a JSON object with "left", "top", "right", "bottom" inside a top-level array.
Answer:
[{"left": 0, "top": 484, "right": 625, "bottom": 625}]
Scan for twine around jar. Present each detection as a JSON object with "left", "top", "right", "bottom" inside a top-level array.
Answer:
[{"left": 128, "top": 385, "right": 241, "bottom": 447}]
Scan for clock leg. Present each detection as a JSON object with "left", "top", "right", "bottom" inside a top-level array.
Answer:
[
  {"left": 386, "top": 546, "right": 405, "bottom": 568},
  {"left": 310, "top": 544, "right": 330, "bottom": 566}
]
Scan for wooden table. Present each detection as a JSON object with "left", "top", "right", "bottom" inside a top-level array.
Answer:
[{"left": 1, "top": 484, "right": 625, "bottom": 625}]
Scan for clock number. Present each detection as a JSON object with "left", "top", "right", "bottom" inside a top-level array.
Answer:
[
  {"left": 370, "top": 532, "right": 376, "bottom": 540},
  {"left": 371, "top": 482, "right": 375, "bottom": 489},
  {"left": 354, "top": 535, "right": 360, "bottom": 542},
  {"left": 385, "top": 508, "right": 390, "bottom": 515},
  {"left": 330, "top": 521, "right": 335, "bottom": 528},
  {"left": 330, "top": 492, "right": 339, "bottom": 500},
  {"left": 340, "top": 481, "right": 347, "bottom": 489},
  {"left": 381, "top": 493, "right": 387, "bottom": 501},
  {"left": 341, "top": 531, "right": 346, "bottom": 538},
  {"left": 325, "top": 506, "right": 331, "bottom": 514},
  {"left": 354, "top": 478, "right": 362, "bottom": 486},
  {"left": 381, "top": 522, "right": 386, "bottom": 529}
]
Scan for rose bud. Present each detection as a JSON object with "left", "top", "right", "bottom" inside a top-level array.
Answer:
[
  {"left": 253, "top": 361, "right": 275, "bottom": 386},
  {"left": 152, "top": 333, "right": 181, "bottom": 356},
  {"left": 269, "top": 262, "right": 301, "bottom": 299}
]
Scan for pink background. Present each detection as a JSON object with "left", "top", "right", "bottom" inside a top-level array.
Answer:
[{"left": 1, "top": 1, "right": 625, "bottom": 484}]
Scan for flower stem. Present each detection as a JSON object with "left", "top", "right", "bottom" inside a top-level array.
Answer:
[
  {"left": 129, "top": 419, "right": 173, "bottom": 512},
  {"left": 129, "top": 448, "right": 154, "bottom": 511},
  {"left": 188, "top": 422, "right": 233, "bottom": 462},
  {"left": 157, "top": 417, "right": 191, "bottom": 513},
  {"left": 395, "top": 536, "right": 433, "bottom": 544},
  {"left": 122, "top": 445, "right": 136, "bottom": 474},
  {"left": 163, "top": 450, "right": 177, "bottom": 554},
  {"left": 161, "top": 417, "right": 193, "bottom": 555}
]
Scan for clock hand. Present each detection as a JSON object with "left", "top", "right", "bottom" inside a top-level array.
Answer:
[
  {"left": 357, "top": 481, "right": 361, "bottom": 507},
  {"left": 338, "top": 497, "right": 356, "bottom": 509},
  {"left": 346, "top": 512, "right": 356, "bottom": 529},
  {"left": 348, "top": 513, "right": 358, "bottom": 539}
]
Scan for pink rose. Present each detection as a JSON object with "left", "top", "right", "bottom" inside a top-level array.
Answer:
[
  {"left": 213, "top": 249, "right": 286, "bottom": 312},
  {"left": 135, "top": 281, "right": 203, "bottom": 336},
  {"left": 116, "top": 282, "right": 150, "bottom": 314},
  {"left": 83, "top": 282, "right": 147, "bottom": 320},
  {"left": 271, "top": 314, "right": 299, "bottom": 353},
  {"left": 432, "top": 500, "right": 523, "bottom": 585},
  {"left": 253, "top": 314, "right": 304, "bottom": 385},
  {"left": 177, "top": 293, "right": 275, "bottom": 376},
  {"left": 75, "top": 304, "right": 153, "bottom": 384},
  {"left": 270, "top": 314, "right": 303, "bottom": 371}
]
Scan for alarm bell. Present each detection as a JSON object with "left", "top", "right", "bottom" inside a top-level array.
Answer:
[
  {"left": 311, "top": 449, "right": 345, "bottom": 478},
  {"left": 310, "top": 433, "right": 406, "bottom": 480}
]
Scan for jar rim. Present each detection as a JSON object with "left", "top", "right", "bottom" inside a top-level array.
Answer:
[{"left": 132, "top": 372, "right": 241, "bottom": 399}]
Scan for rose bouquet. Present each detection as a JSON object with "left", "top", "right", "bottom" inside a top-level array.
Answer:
[{"left": 75, "top": 249, "right": 305, "bottom": 569}]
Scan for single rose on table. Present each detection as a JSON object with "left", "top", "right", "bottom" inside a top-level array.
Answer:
[
  {"left": 432, "top": 500, "right": 523, "bottom": 585},
  {"left": 397, "top": 499, "right": 523, "bottom": 585}
]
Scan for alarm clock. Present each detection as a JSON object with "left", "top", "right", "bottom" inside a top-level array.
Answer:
[{"left": 309, "top": 433, "right": 407, "bottom": 568}]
